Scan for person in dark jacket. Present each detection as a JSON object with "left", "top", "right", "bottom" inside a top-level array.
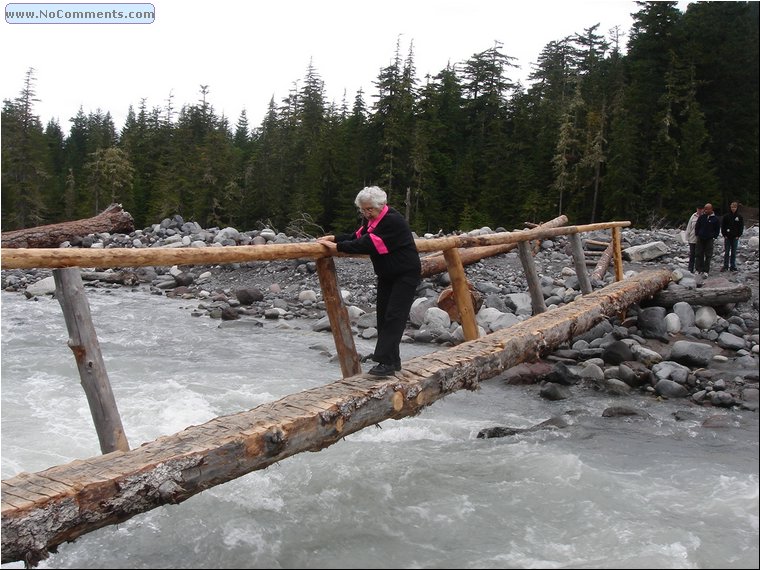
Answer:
[
  {"left": 694, "top": 202, "right": 721, "bottom": 276},
  {"left": 720, "top": 201, "right": 744, "bottom": 272},
  {"left": 317, "top": 186, "right": 421, "bottom": 376}
]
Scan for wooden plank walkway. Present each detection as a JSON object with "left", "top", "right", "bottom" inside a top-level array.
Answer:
[{"left": 1, "top": 269, "right": 672, "bottom": 566}]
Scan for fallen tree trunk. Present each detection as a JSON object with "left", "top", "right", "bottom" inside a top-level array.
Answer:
[
  {"left": 1, "top": 269, "right": 672, "bottom": 566},
  {"left": 1, "top": 204, "right": 134, "bottom": 249},
  {"left": 79, "top": 270, "right": 141, "bottom": 285},
  {"left": 590, "top": 241, "right": 615, "bottom": 281},
  {"left": 420, "top": 215, "right": 568, "bottom": 277},
  {"left": 648, "top": 284, "right": 751, "bottom": 308}
]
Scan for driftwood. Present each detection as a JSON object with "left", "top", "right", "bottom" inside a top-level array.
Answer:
[
  {"left": 590, "top": 241, "right": 615, "bottom": 281},
  {"left": 1, "top": 204, "right": 134, "bottom": 249},
  {"left": 1, "top": 269, "right": 672, "bottom": 566},
  {"left": 648, "top": 284, "right": 751, "bottom": 308},
  {"left": 585, "top": 238, "right": 611, "bottom": 251},
  {"left": 79, "top": 270, "right": 141, "bottom": 285}
]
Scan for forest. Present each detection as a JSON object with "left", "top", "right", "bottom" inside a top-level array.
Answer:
[{"left": 1, "top": 1, "right": 758, "bottom": 236}]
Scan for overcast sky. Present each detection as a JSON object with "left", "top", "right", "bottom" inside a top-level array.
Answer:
[{"left": 2, "top": 1, "right": 688, "bottom": 132}]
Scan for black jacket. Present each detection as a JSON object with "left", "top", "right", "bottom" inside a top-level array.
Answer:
[
  {"left": 695, "top": 212, "right": 720, "bottom": 240},
  {"left": 335, "top": 207, "right": 421, "bottom": 278},
  {"left": 721, "top": 211, "right": 744, "bottom": 239}
]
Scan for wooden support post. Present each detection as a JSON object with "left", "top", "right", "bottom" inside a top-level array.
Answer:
[
  {"left": 442, "top": 248, "right": 478, "bottom": 340},
  {"left": 517, "top": 241, "right": 547, "bottom": 315},
  {"left": 568, "top": 233, "right": 593, "bottom": 294},
  {"left": 612, "top": 227, "right": 624, "bottom": 282},
  {"left": 315, "top": 258, "right": 362, "bottom": 378},
  {"left": 52, "top": 268, "right": 129, "bottom": 454}
]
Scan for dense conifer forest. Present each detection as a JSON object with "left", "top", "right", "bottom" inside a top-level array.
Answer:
[{"left": 2, "top": 1, "right": 758, "bottom": 235}]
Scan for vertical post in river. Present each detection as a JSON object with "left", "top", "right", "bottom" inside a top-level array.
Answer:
[
  {"left": 53, "top": 268, "right": 130, "bottom": 453},
  {"left": 315, "top": 257, "right": 362, "bottom": 377},
  {"left": 443, "top": 247, "right": 479, "bottom": 340},
  {"left": 568, "top": 232, "right": 593, "bottom": 294},
  {"left": 517, "top": 240, "right": 547, "bottom": 315},
  {"left": 612, "top": 227, "right": 624, "bottom": 282}
]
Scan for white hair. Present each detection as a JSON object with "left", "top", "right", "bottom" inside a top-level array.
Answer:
[{"left": 354, "top": 186, "right": 387, "bottom": 209}]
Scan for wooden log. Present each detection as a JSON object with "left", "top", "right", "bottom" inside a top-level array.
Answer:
[
  {"left": 568, "top": 233, "right": 592, "bottom": 294},
  {"left": 79, "top": 270, "right": 141, "bottom": 285},
  {"left": 517, "top": 241, "right": 547, "bottom": 315},
  {"left": 647, "top": 284, "right": 751, "bottom": 308},
  {"left": 52, "top": 268, "right": 130, "bottom": 455},
  {"left": 437, "top": 283, "right": 483, "bottom": 323},
  {"left": 1, "top": 204, "right": 134, "bottom": 249},
  {"left": 612, "top": 227, "right": 624, "bottom": 282},
  {"left": 443, "top": 248, "right": 479, "bottom": 340},
  {"left": 419, "top": 215, "right": 568, "bottom": 277},
  {"left": 590, "top": 241, "right": 615, "bottom": 281},
  {"left": 2, "top": 219, "right": 631, "bottom": 271},
  {"left": 585, "top": 238, "right": 611, "bottom": 250},
  {"left": 315, "top": 257, "right": 362, "bottom": 378},
  {"left": 1, "top": 269, "right": 672, "bottom": 566}
]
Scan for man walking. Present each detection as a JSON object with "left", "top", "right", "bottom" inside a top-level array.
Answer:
[{"left": 694, "top": 203, "right": 721, "bottom": 276}]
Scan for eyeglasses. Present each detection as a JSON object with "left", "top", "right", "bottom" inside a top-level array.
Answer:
[{"left": 358, "top": 206, "right": 376, "bottom": 214}]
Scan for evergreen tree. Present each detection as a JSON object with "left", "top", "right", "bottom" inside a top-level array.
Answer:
[
  {"left": 84, "top": 147, "right": 135, "bottom": 214},
  {"left": 679, "top": 0, "right": 759, "bottom": 210},
  {"left": 1, "top": 68, "right": 49, "bottom": 229}
]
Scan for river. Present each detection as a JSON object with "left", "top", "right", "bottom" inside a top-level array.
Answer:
[{"left": 1, "top": 288, "right": 758, "bottom": 569}]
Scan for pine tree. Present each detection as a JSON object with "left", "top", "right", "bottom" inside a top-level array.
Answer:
[{"left": 1, "top": 68, "right": 49, "bottom": 229}]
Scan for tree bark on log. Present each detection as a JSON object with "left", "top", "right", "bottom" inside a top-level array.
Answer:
[
  {"left": 1, "top": 269, "right": 672, "bottom": 566},
  {"left": 590, "top": 241, "right": 615, "bottom": 281},
  {"left": 647, "top": 284, "right": 751, "bottom": 308},
  {"left": 1, "top": 204, "right": 134, "bottom": 249}
]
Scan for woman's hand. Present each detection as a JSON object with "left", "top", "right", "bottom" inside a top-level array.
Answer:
[{"left": 316, "top": 236, "right": 337, "bottom": 252}]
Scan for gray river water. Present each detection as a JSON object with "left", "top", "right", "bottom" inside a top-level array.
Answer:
[{"left": 1, "top": 288, "right": 758, "bottom": 569}]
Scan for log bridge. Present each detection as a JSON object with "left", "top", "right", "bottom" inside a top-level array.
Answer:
[{"left": 2, "top": 216, "right": 669, "bottom": 566}]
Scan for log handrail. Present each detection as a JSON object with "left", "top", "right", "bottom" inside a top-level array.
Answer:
[{"left": 0, "top": 221, "right": 631, "bottom": 270}]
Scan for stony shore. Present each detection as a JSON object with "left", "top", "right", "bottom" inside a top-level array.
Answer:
[{"left": 3, "top": 217, "right": 759, "bottom": 416}]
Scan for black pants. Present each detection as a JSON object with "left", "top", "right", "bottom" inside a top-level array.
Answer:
[
  {"left": 373, "top": 272, "right": 420, "bottom": 367},
  {"left": 695, "top": 237, "right": 714, "bottom": 273},
  {"left": 688, "top": 243, "right": 697, "bottom": 272}
]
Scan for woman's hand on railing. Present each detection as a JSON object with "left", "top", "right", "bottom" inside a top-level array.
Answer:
[{"left": 316, "top": 235, "right": 337, "bottom": 253}]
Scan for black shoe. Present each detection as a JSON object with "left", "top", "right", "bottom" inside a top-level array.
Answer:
[
  {"left": 730, "top": 267, "right": 738, "bottom": 272},
  {"left": 368, "top": 363, "right": 396, "bottom": 376}
]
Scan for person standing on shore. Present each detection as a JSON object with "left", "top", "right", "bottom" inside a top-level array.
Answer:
[
  {"left": 684, "top": 204, "right": 704, "bottom": 273},
  {"left": 694, "top": 202, "right": 721, "bottom": 276},
  {"left": 317, "top": 186, "right": 421, "bottom": 376},
  {"left": 720, "top": 201, "right": 744, "bottom": 272}
]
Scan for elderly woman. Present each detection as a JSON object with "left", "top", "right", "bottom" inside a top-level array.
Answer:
[{"left": 317, "top": 186, "right": 421, "bottom": 376}]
